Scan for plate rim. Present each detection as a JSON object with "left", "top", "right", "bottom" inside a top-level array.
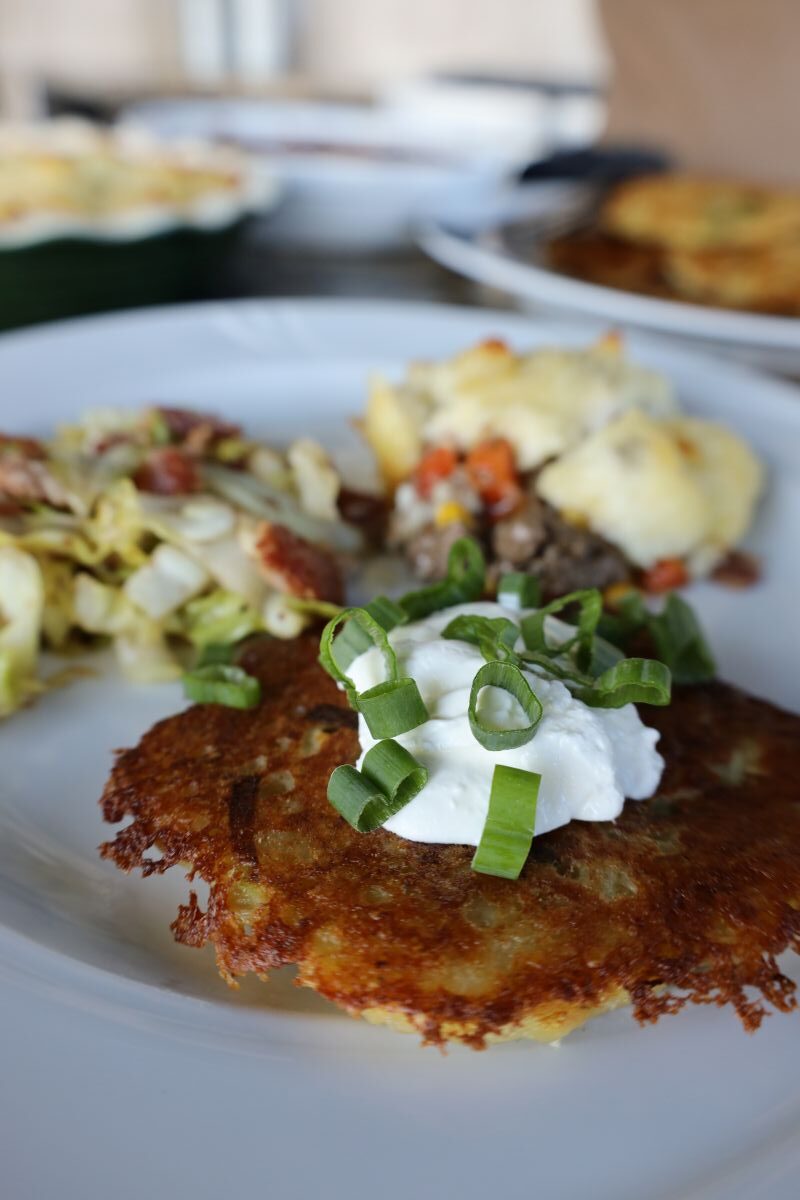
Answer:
[
  {"left": 1, "top": 296, "right": 799, "bottom": 1200},
  {"left": 418, "top": 190, "right": 800, "bottom": 351}
]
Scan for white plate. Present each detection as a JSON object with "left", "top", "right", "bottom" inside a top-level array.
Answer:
[
  {"left": 419, "top": 182, "right": 800, "bottom": 372},
  {"left": 1, "top": 299, "right": 799, "bottom": 1200}
]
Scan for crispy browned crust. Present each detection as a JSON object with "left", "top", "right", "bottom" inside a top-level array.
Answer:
[
  {"left": 546, "top": 230, "right": 800, "bottom": 316},
  {"left": 99, "top": 635, "right": 800, "bottom": 1048}
]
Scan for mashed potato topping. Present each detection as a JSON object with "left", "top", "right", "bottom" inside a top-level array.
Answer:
[
  {"left": 537, "top": 410, "right": 763, "bottom": 571},
  {"left": 364, "top": 334, "right": 763, "bottom": 577}
]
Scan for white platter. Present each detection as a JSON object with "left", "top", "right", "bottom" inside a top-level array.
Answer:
[
  {"left": 419, "top": 182, "right": 800, "bottom": 372},
  {"left": 0, "top": 299, "right": 798, "bottom": 1200}
]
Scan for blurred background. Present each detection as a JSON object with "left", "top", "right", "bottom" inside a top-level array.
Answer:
[
  {"left": 0, "top": 0, "right": 796, "bottom": 348},
  {"left": 0, "top": 0, "right": 606, "bottom": 119}
]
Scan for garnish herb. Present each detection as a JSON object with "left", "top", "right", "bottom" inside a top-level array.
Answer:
[
  {"left": 319, "top": 606, "right": 428, "bottom": 737},
  {"left": 331, "top": 595, "right": 407, "bottom": 672},
  {"left": 327, "top": 739, "right": 428, "bottom": 832},
  {"left": 520, "top": 588, "right": 603, "bottom": 673},
  {"left": 471, "top": 765, "right": 541, "bottom": 880},
  {"left": 468, "top": 660, "right": 544, "bottom": 750},
  {"left": 497, "top": 572, "right": 542, "bottom": 609},
  {"left": 599, "top": 590, "right": 716, "bottom": 684},
  {"left": 182, "top": 663, "right": 261, "bottom": 709},
  {"left": 397, "top": 536, "right": 485, "bottom": 619}
]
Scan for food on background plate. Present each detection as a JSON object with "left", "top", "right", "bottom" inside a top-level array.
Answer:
[
  {"left": 101, "top": 541, "right": 800, "bottom": 1048},
  {"left": 0, "top": 406, "right": 359, "bottom": 717},
  {"left": 0, "top": 119, "right": 263, "bottom": 245},
  {"left": 602, "top": 174, "right": 800, "bottom": 253},
  {"left": 548, "top": 173, "right": 800, "bottom": 315},
  {"left": 363, "top": 335, "right": 763, "bottom": 595}
]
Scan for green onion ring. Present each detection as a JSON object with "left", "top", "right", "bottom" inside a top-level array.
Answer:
[
  {"left": 327, "top": 739, "right": 428, "bottom": 832},
  {"left": 356, "top": 677, "right": 429, "bottom": 738},
  {"left": 468, "top": 660, "right": 543, "bottom": 750},
  {"left": 330, "top": 595, "right": 408, "bottom": 672},
  {"left": 573, "top": 656, "right": 671, "bottom": 709},
  {"left": 520, "top": 588, "right": 602, "bottom": 670},
  {"left": 196, "top": 642, "right": 237, "bottom": 667},
  {"left": 647, "top": 593, "right": 716, "bottom": 684},
  {"left": 497, "top": 572, "right": 542, "bottom": 609},
  {"left": 319, "top": 606, "right": 399, "bottom": 699},
  {"left": 442, "top": 613, "right": 520, "bottom": 663},
  {"left": 182, "top": 664, "right": 261, "bottom": 709},
  {"left": 398, "top": 536, "right": 485, "bottom": 620},
  {"left": 471, "top": 765, "right": 541, "bottom": 880}
]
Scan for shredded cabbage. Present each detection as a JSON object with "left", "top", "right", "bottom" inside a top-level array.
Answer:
[
  {"left": 0, "top": 546, "right": 44, "bottom": 716},
  {"left": 73, "top": 572, "right": 181, "bottom": 683},
  {"left": 124, "top": 544, "right": 209, "bottom": 620}
]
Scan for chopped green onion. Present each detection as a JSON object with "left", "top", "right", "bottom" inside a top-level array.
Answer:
[
  {"left": 574, "top": 657, "right": 671, "bottom": 709},
  {"left": 285, "top": 597, "right": 343, "bottom": 619},
  {"left": 497, "top": 572, "right": 542, "bottom": 609},
  {"left": 182, "top": 664, "right": 261, "bottom": 709},
  {"left": 520, "top": 588, "right": 602, "bottom": 671},
  {"left": 399, "top": 536, "right": 485, "bottom": 620},
  {"left": 327, "top": 739, "right": 428, "bottom": 832},
  {"left": 364, "top": 595, "right": 408, "bottom": 631},
  {"left": 468, "top": 660, "right": 543, "bottom": 750},
  {"left": 442, "top": 613, "right": 520, "bottom": 662},
  {"left": 197, "top": 642, "right": 237, "bottom": 667},
  {"left": 586, "top": 633, "right": 625, "bottom": 678},
  {"left": 329, "top": 596, "right": 407, "bottom": 672},
  {"left": 319, "top": 606, "right": 399, "bottom": 700},
  {"left": 356, "top": 677, "right": 429, "bottom": 739},
  {"left": 182, "top": 589, "right": 262, "bottom": 649},
  {"left": 648, "top": 594, "right": 716, "bottom": 684},
  {"left": 471, "top": 765, "right": 541, "bottom": 880},
  {"left": 597, "top": 591, "right": 715, "bottom": 685}
]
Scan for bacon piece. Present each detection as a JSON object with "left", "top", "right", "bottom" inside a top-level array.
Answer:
[
  {"left": 711, "top": 550, "right": 761, "bottom": 588},
  {"left": 0, "top": 434, "right": 45, "bottom": 460},
  {"left": 157, "top": 407, "right": 240, "bottom": 447},
  {"left": 133, "top": 448, "right": 201, "bottom": 495},
  {"left": 254, "top": 521, "right": 343, "bottom": 603},
  {"left": 0, "top": 454, "right": 68, "bottom": 507}
]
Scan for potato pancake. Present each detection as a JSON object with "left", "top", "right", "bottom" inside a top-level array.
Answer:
[
  {"left": 100, "top": 635, "right": 800, "bottom": 1048},
  {"left": 601, "top": 174, "right": 800, "bottom": 253}
]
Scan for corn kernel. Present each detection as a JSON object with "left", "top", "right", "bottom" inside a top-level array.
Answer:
[
  {"left": 603, "top": 581, "right": 639, "bottom": 611},
  {"left": 435, "top": 501, "right": 470, "bottom": 528}
]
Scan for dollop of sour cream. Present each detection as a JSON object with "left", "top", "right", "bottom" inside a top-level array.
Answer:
[{"left": 348, "top": 602, "right": 664, "bottom": 845}]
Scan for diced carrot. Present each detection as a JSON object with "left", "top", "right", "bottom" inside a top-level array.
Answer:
[
  {"left": 642, "top": 557, "right": 689, "bottom": 594},
  {"left": 465, "top": 438, "right": 521, "bottom": 516},
  {"left": 413, "top": 446, "right": 458, "bottom": 499}
]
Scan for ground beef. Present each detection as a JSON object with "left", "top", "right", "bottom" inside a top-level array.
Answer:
[
  {"left": 491, "top": 486, "right": 631, "bottom": 598},
  {"left": 405, "top": 520, "right": 474, "bottom": 581},
  {"left": 398, "top": 479, "right": 631, "bottom": 599}
]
